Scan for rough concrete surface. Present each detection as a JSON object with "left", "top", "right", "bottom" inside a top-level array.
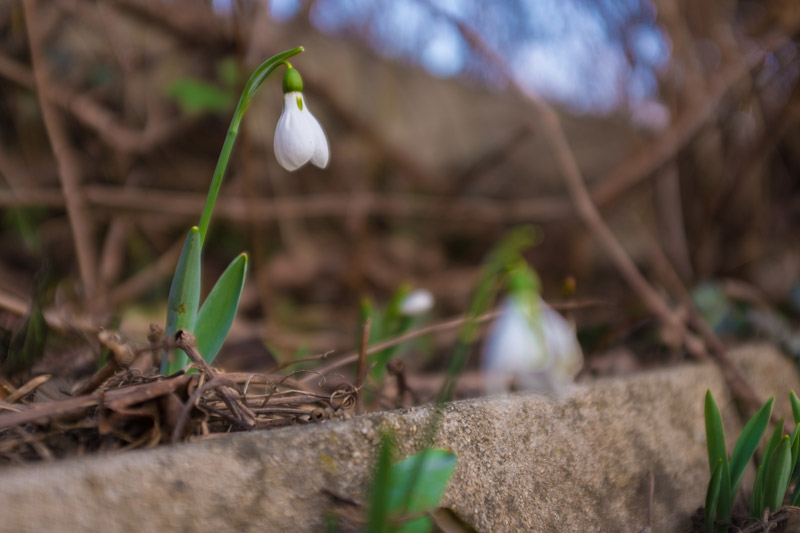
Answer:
[{"left": 1, "top": 344, "right": 798, "bottom": 532}]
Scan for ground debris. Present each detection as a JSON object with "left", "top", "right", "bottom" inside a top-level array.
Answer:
[{"left": 0, "top": 329, "right": 356, "bottom": 466}]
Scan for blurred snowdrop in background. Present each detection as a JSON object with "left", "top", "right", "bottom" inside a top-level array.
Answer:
[
  {"left": 482, "top": 296, "right": 583, "bottom": 396},
  {"left": 399, "top": 288, "right": 435, "bottom": 317}
]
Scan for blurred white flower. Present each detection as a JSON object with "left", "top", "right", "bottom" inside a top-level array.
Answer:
[
  {"left": 482, "top": 296, "right": 582, "bottom": 396},
  {"left": 273, "top": 91, "right": 329, "bottom": 171},
  {"left": 399, "top": 289, "right": 434, "bottom": 316}
]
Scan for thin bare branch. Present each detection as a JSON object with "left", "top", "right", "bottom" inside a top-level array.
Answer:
[{"left": 23, "top": 0, "right": 98, "bottom": 300}]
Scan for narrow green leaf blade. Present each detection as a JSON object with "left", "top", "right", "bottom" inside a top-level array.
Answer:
[
  {"left": 730, "top": 396, "right": 774, "bottom": 496},
  {"left": 790, "top": 426, "right": 800, "bottom": 476},
  {"left": 791, "top": 466, "right": 800, "bottom": 506},
  {"left": 162, "top": 227, "right": 202, "bottom": 374},
  {"left": 388, "top": 449, "right": 457, "bottom": 533},
  {"left": 367, "top": 434, "right": 394, "bottom": 533},
  {"left": 705, "top": 390, "right": 727, "bottom": 472},
  {"left": 360, "top": 298, "right": 380, "bottom": 343},
  {"left": 705, "top": 458, "right": 723, "bottom": 533},
  {"left": 763, "top": 419, "right": 785, "bottom": 471},
  {"left": 194, "top": 253, "right": 247, "bottom": 365},
  {"left": 2, "top": 264, "right": 51, "bottom": 375},
  {"left": 791, "top": 391, "right": 800, "bottom": 425},
  {"left": 704, "top": 390, "right": 732, "bottom": 521},
  {"left": 763, "top": 435, "right": 792, "bottom": 513},
  {"left": 3, "top": 291, "right": 48, "bottom": 376},
  {"left": 383, "top": 283, "right": 411, "bottom": 333},
  {"left": 751, "top": 464, "right": 764, "bottom": 518}
]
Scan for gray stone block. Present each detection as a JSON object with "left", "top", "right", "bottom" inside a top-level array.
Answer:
[{"left": 0, "top": 344, "right": 797, "bottom": 532}]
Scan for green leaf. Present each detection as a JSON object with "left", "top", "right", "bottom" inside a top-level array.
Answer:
[
  {"left": 360, "top": 298, "right": 380, "bottom": 343},
  {"left": 4, "top": 207, "right": 45, "bottom": 252},
  {"left": 388, "top": 449, "right": 457, "bottom": 533},
  {"left": 508, "top": 260, "right": 541, "bottom": 314},
  {"left": 367, "top": 434, "right": 394, "bottom": 533},
  {"left": 194, "top": 253, "right": 247, "bottom": 365},
  {"left": 751, "top": 464, "right": 764, "bottom": 518},
  {"left": 790, "top": 426, "right": 800, "bottom": 476},
  {"left": 763, "top": 435, "right": 792, "bottom": 513},
  {"left": 162, "top": 227, "right": 202, "bottom": 374},
  {"left": 166, "top": 78, "right": 235, "bottom": 115},
  {"left": 730, "top": 396, "right": 774, "bottom": 496},
  {"left": 791, "top": 466, "right": 800, "bottom": 506},
  {"left": 383, "top": 284, "right": 411, "bottom": 333},
  {"left": 3, "top": 288, "right": 47, "bottom": 376},
  {"left": 704, "top": 390, "right": 732, "bottom": 521},
  {"left": 705, "top": 458, "right": 723, "bottom": 533},
  {"left": 752, "top": 420, "right": 785, "bottom": 517},
  {"left": 3, "top": 263, "right": 50, "bottom": 375},
  {"left": 791, "top": 391, "right": 800, "bottom": 425},
  {"left": 763, "top": 419, "right": 785, "bottom": 471}
]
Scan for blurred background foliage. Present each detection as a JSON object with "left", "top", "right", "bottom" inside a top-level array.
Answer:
[{"left": 0, "top": 0, "right": 798, "bottom": 378}]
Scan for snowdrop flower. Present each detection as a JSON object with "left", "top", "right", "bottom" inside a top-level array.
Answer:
[
  {"left": 399, "top": 289, "right": 435, "bottom": 316},
  {"left": 482, "top": 296, "right": 582, "bottom": 396},
  {"left": 273, "top": 66, "right": 329, "bottom": 171}
]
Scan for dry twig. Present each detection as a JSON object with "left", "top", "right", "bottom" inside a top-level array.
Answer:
[{"left": 23, "top": 0, "right": 98, "bottom": 300}]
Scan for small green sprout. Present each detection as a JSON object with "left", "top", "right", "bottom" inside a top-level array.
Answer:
[
  {"left": 702, "top": 390, "right": 800, "bottom": 532},
  {"left": 361, "top": 284, "right": 436, "bottom": 384},
  {"left": 366, "top": 433, "right": 457, "bottom": 533}
]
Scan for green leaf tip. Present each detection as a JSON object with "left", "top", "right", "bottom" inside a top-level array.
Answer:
[
  {"left": 790, "top": 391, "right": 800, "bottom": 425},
  {"left": 703, "top": 389, "right": 732, "bottom": 522},
  {"left": 194, "top": 253, "right": 248, "bottom": 365},
  {"left": 730, "top": 395, "right": 774, "bottom": 496},
  {"left": 763, "top": 435, "right": 792, "bottom": 513}
]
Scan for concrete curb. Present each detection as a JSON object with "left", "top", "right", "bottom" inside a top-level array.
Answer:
[{"left": 0, "top": 344, "right": 797, "bottom": 532}]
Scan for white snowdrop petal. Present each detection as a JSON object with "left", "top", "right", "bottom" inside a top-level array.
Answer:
[
  {"left": 399, "top": 289, "right": 434, "bottom": 316},
  {"left": 274, "top": 92, "right": 315, "bottom": 171},
  {"left": 308, "top": 112, "right": 330, "bottom": 168},
  {"left": 482, "top": 296, "right": 583, "bottom": 395},
  {"left": 483, "top": 299, "right": 543, "bottom": 374}
]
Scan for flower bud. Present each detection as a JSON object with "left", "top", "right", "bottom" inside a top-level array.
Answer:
[{"left": 282, "top": 67, "right": 304, "bottom": 94}]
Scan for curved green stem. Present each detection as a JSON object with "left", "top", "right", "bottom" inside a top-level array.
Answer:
[{"left": 197, "top": 45, "right": 304, "bottom": 243}]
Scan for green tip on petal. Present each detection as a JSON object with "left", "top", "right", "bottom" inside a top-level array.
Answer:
[{"left": 282, "top": 67, "right": 304, "bottom": 94}]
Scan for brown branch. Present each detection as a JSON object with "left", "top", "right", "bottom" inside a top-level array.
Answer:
[
  {"left": 301, "top": 309, "right": 503, "bottom": 384},
  {"left": 300, "top": 299, "right": 607, "bottom": 384},
  {"left": 0, "top": 185, "right": 568, "bottom": 223},
  {"left": 23, "top": 0, "right": 98, "bottom": 300},
  {"left": 0, "top": 288, "right": 99, "bottom": 332},
  {"left": 172, "top": 330, "right": 256, "bottom": 441},
  {"left": 0, "top": 50, "right": 193, "bottom": 153},
  {"left": 0, "top": 374, "right": 192, "bottom": 430},
  {"left": 264, "top": 350, "right": 333, "bottom": 374},
  {"left": 653, "top": 164, "right": 693, "bottom": 281},
  {"left": 103, "top": 0, "right": 234, "bottom": 48},
  {"left": 591, "top": 45, "right": 773, "bottom": 208},
  {"left": 100, "top": 234, "right": 184, "bottom": 308},
  {"left": 4, "top": 374, "right": 51, "bottom": 404}
]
